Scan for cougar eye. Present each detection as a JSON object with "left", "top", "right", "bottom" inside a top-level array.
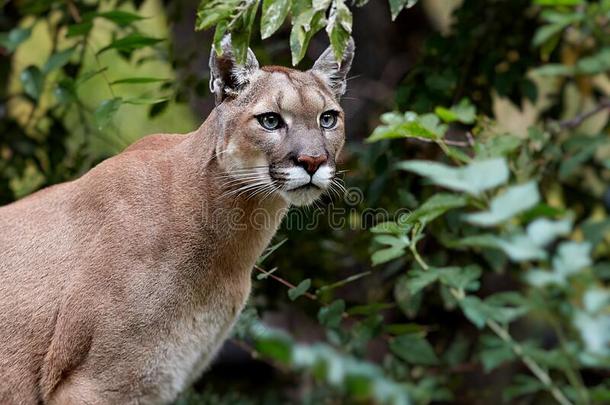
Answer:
[
  {"left": 256, "top": 113, "right": 284, "bottom": 131},
  {"left": 320, "top": 111, "right": 338, "bottom": 129}
]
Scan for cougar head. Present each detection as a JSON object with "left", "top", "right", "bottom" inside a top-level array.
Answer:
[{"left": 209, "top": 36, "right": 354, "bottom": 207}]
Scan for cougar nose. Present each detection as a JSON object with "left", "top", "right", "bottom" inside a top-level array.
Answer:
[{"left": 296, "top": 154, "right": 327, "bottom": 175}]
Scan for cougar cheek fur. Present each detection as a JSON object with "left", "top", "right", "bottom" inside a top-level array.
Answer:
[{"left": 0, "top": 36, "right": 354, "bottom": 405}]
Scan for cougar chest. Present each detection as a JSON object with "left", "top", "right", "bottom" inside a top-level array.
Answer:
[{"left": 153, "top": 273, "right": 251, "bottom": 399}]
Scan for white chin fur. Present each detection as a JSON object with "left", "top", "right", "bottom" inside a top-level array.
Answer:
[
  {"left": 281, "top": 187, "right": 325, "bottom": 206},
  {"left": 279, "top": 164, "right": 333, "bottom": 206}
]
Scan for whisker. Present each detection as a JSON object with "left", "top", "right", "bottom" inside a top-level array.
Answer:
[
  {"left": 220, "top": 174, "right": 268, "bottom": 185},
  {"left": 330, "top": 179, "right": 347, "bottom": 198},
  {"left": 261, "top": 185, "right": 279, "bottom": 201},
  {"left": 231, "top": 165, "right": 270, "bottom": 172},
  {"left": 216, "top": 170, "right": 268, "bottom": 179},
  {"left": 222, "top": 181, "right": 269, "bottom": 198},
  {"left": 247, "top": 182, "right": 274, "bottom": 200},
  {"left": 327, "top": 183, "right": 341, "bottom": 200},
  {"left": 327, "top": 182, "right": 342, "bottom": 201}
]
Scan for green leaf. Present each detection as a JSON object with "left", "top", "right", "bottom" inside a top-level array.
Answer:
[
  {"left": 394, "top": 275, "right": 423, "bottom": 318},
  {"left": 459, "top": 296, "right": 489, "bottom": 328},
  {"left": 95, "top": 10, "right": 146, "bottom": 27},
  {"left": 540, "top": 9, "right": 584, "bottom": 24},
  {"left": 370, "top": 221, "right": 411, "bottom": 235},
  {"left": 406, "top": 193, "right": 467, "bottom": 225},
  {"left": 575, "top": 48, "right": 610, "bottom": 75},
  {"left": 66, "top": 22, "right": 93, "bottom": 38},
  {"left": 444, "top": 334, "right": 470, "bottom": 367},
  {"left": 0, "top": 27, "right": 32, "bottom": 52},
  {"left": 327, "top": 0, "right": 352, "bottom": 61},
  {"left": 255, "top": 334, "right": 293, "bottom": 364},
  {"left": 261, "top": 0, "right": 291, "bottom": 39},
  {"left": 290, "top": 7, "right": 326, "bottom": 65},
  {"left": 110, "top": 77, "right": 168, "bottom": 85},
  {"left": 497, "top": 235, "right": 548, "bottom": 262},
  {"left": 288, "top": 278, "right": 311, "bottom": 301},
  {"left": 464, "top": 182, "right": 540, "bottom": 227},
  {"left": 582, "top": 218, "right": 610, "bottom": 247},
  {"left": 388, "top": 0, "right": 418, "bottom": 21},
  {"left": 123, "top": 97, "right": 170, "bottom": 105},
  {"left": 373, "top": 234, "right": 409, "bottom": 248},
  {"left": 455, "top": 233, "right": 547, "bottom": 262},
  {"left": 348, "top": 302, "right": 395, "bottom": 316},
  {"left": 503, "top": 374, "right": 546, "bottom": 402},
  {"left": 559, "top": 140, "right": 600, "bottom": 179},
  {"left": 583, "top": 288, "right": 610, "bottom": 314},
  {"left": 54, "top": 79, "right": 77, "bottom": 104},
  {"left": 397, "top": 158, "right": 509, "bottom": 196},
  {"left": 97, "top": 34, "right": 163, "bottom": 55},
  {"left": 574, "top": 311, "right": 610, "bottom": 357},
  {"left": 525, "top": 269, "right": 565, "bottom": 287},
  {"left": 405, "top": 269, "right": 440, "bottom": 295},
  {"left": 434, "top": 99, "right": 476, "bottom": 124},
  {"left": 526, "top": 217, "right": 572, "bottom": 247},
  {"left": 371, "top": 246, "right": 405, "bottom": 266},
  {"left": 460, "top": 293, "right": 528, "bottom": 330},
  {"left": 196, "top": 0, "right": 241, "bottom": 30},
  {"left": 20, "top": 65, "right": 44, "bottom": 101},
  {"left": 313, "top": 0, "right": 331, "bottom": 10},
  {"left": 479, "top": 335, "right": 515, "bottom": 372},
  {"left": 213, "top": 20, "right": 228, "bottom": 52},
  {"left": 438, "top": 265, "right": 482, "bottom": 292},
  {"left": 94, "top": 98, "right": 122, "bottom": 130},
  {"left": 43, "top": 47, "right": 76, "bottom": 74},
  {"left": 532, "top": 23, "right": 565, "bottom": 48},
  {"left": 390, "top": 334, "right": 439, "bottom": 365},
  {"left": 475, "top": 134, "right": 522, "bottom": 159},
  {"left": 367, "top": 111, "right": 447, "bottom": 142},
  {"left": 531, "top": 63, "right": 575, "bottom": 76},
  {"left": 533, "top": 0, "right": 583, "bottom": 5},
  {"left": 231, "top": 0, "right": 259, "bottom": 64},
  {"left": 318, "top": 299, "right": 345, "bottom": 328},
  {"left": 77, "top": 67, "right": 109, "bottom": 84},
  {"left": 484, "top": 292, "right": 530, "bottom": 323},
  {"left": 552, "top": 241, "right": 592, "bottom": 276}
]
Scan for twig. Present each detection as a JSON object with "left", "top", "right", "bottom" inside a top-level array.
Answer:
[
  {"left": 465, "top": 131, "right": 475, "bottom": 147},
  {"left": 557, "top": 98, "right": 610, "bottom": 129},
  {"left": 485, "top": 319, "right": 574, "bottom": 405},
  {"left": 317, "top": 271, "right": 371, "bottom": 293},
  {"left": 66, "top": 0, "right": 82, "bottom": 23},
  {"left": 411, "top": 242, "right": 574, "bottom": 405},
  {"left": 409, "top": 136, "right": 470, "bottom": 148},
  {"left": 253, "top": 265, "right": 318, "bottom": 300}
]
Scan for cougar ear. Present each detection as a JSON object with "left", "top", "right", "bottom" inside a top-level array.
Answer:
[
  {"left": 310, "top": 38, "right": 355, "bottom": 98},
  {"left": 209, "top": 35, "right": 259, "bottom": 105}
]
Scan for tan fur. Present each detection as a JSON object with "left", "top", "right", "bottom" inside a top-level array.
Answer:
[{"left": 0, "top": 40, "right": 352, "bottom": 404}]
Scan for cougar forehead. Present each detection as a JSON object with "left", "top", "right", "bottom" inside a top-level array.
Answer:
[{"left": 237, "top": 66, "right": 340, "bottom": 114}]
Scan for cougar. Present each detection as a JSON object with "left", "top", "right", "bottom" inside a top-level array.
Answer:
[{"left": 0, "top": 36, "right": 354, "bottom": 404}]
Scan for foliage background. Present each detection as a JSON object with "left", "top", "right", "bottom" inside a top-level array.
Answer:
[{"left": 1, "top": 0, "right": 609, "bottom": 404}]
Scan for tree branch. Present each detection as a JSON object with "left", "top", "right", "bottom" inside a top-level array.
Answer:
[
  {"left": 253, "top": 265, "right": 318, "bottom": 300},
  {"left": 557, "top": 98, "right": 610, "bottom": 129}
]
